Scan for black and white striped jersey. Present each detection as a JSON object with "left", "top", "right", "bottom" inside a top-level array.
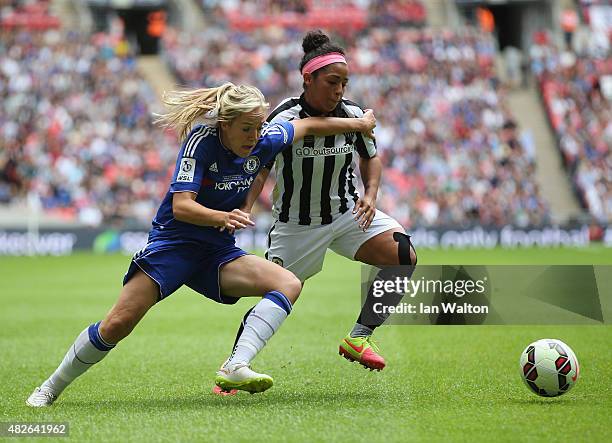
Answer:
[{"left": 266, "top": 95, "right": 377, "bottom": 225}]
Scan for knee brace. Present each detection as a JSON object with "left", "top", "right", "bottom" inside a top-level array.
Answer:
[{"left": 393, "top": 231, "right": 417, "bottom": 266}]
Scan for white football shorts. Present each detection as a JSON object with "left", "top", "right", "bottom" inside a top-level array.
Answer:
[{"left": 265, "top": 209, "right": 402, "bottom": 281}]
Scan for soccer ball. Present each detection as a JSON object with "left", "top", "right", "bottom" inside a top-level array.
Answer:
[{"left": 519, "top": 339, "right": 580, "bottom": 397}]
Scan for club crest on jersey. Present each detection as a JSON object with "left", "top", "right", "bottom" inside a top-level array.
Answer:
[
  {"left": 177, "top": 158, "right": 196, "bottom": 182},
  {"left": 271, "top": 256, "right": 284, "bottom": 267},
  {"left": 243, "top": 156, "right": 260, "bottom": 174}
]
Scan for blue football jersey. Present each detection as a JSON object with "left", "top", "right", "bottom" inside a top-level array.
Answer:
[{"left": 150, "top": 121, "right": 294, "bottom": 245}]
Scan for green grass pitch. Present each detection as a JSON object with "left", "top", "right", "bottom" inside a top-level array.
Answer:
[{"left": 1, "top": 247, "right": 611, "bottom": 442}]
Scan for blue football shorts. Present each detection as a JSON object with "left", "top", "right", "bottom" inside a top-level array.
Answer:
[{"left": 123, "top": 239, "right": 247, "bottom": 303}]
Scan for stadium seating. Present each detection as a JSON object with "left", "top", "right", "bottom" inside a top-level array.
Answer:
[
  {"left": 1, "top": 1, "right": 553, "bottom": 229},
  {"left": 531, "top": 16, "right": 611, "bottom": 223},
  {"left": 0, "top": 29, "right": 177, "bottom": 226},
  {"left": 197, "top": 0, "right": 426, "bottom": 30},
  {"left": 0, "top": 0, "right": 60, "bottom": 30},
  {"left": 164, "top": 25, "right": 550, "bottom": 228}
]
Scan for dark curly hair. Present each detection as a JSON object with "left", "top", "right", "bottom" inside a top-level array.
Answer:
[{"left": 299, "top": 30, "right": 346, "bottom": 76}]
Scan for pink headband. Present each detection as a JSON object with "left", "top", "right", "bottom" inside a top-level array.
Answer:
[{"left": 301, "top": 52, "right": 347, "bottom": 75}]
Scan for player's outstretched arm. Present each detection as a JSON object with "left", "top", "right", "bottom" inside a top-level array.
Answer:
[
  {"left": 291, "top": 109, "right": 376, "bottom": 141},
  {"left": 172, "top": 191, "right": 255, "bottom": 231},
  {"left": 240, "top": 167, "right": 271, "bottom": 214}
]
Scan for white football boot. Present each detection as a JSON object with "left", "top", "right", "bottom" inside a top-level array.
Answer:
[
  {"left": 212, "top": 359, "right": 238, "bottom": 396},
  {"left": 26, "top": 386, "right": 58, "bottom": 407},
  {"left": 215, "top": 363, "right": 273, "bottom": 394}
]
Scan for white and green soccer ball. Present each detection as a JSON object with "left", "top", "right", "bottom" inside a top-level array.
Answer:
[{"left": 519, "top": 339, "right": 580, "bottom": 397}]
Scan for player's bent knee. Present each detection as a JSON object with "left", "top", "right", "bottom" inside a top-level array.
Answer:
[
  {"left": 276, "top": 271, "right": 302, "bottom": 304},
  {"left": 99, "top": 312, "right": 139, "bottom": 344},
  {"left": 409, "top": 245, "right": 418, "bottom": 266},
  {"left": 393, "top": 231, "right": 417, "bottom": 266}
]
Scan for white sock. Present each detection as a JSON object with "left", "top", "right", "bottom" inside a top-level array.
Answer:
[
  {"left": 41, "top": 322, "right": 115, "bottom": 395},
  {"left": 226, "top": 291, "right": 292, "bottom": 367}
]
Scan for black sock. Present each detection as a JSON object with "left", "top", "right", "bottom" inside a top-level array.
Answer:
[{"left": 355, "top": 265, "right": 415, "bottom": 331}]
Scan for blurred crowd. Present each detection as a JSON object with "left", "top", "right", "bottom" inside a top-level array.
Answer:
[
  {"left": 531, "top": 6, "right": 611, "bottom": 223},
  {"left": 199, "top": 0, "right": 426, "bottom": 29},
  {"left": 0, "top": 29, "right": 177, "bottom": 226},
  {"left": 0, "top": 0, "right": 59, "bottom": 29},
  {"left": 1, "top": 0, "right": 555, "bottom": 229},
  {"left": 164, "top": 25, "right": 550, "bottom": 228}
]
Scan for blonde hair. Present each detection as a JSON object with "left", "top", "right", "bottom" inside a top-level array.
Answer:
[{"left": 155, "top": 82, "right": 270, "bottom": 140}]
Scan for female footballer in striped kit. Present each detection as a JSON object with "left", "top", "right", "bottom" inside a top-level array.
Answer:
[
  {"left": 26, "top": 83, "right": 377, "bottom": 406},
  {"left": 236, "top": 31, "right": 417, "bottom": 373}
]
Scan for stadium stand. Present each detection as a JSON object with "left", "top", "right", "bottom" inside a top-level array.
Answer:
[
  {"left": 164, "top": 23, "right": 550, "bottom": 228},
  {"left": 0, "top": 0, "right": 60, "bottom": 30},
  {"left": 531, "top": 2, "right": 611, "bottom": 223},
  {"left": 197, "top": 0, "right": 426, "bottom": 31},
  {"left": 1, "top": 0, "right": 555, "bottom": 229},
  {"left": 0, "top": 28, "right": 177, "bottom": 226}
]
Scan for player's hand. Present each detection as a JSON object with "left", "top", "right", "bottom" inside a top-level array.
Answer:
[
  {"left": 219, "top": 209, "right": 255, "bottom": 233},
  {"left": 361, "top": 109, "right": 376, "bottom": 139},
  {"left": 224, "top": 209, "right": 252, "bottom": 234},
  {"left": 352, "top": 195, "right": 376, "bottom": 231}
]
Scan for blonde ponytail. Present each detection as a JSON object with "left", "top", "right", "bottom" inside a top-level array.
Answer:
[{"left": 155, "top": 83, "right": 269, "bottom": 140}]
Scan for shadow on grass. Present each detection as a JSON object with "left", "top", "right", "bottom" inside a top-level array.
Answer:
[{"left": 59, "top": 387, "right": 404, "bottom": 411}]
